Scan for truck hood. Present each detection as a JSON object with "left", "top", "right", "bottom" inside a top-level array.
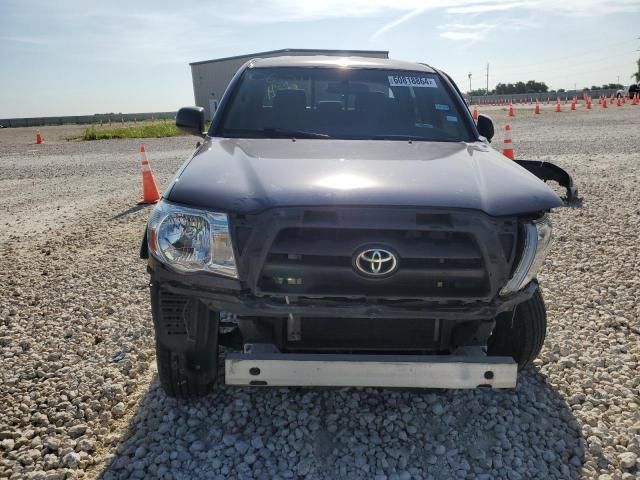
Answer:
[{"left": 167, "top": 138, "right": 563, "bottom": 216}]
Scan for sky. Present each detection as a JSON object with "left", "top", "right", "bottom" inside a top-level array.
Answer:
[{"left": 1, "top": 0, "right": 639, "bottom": 118}]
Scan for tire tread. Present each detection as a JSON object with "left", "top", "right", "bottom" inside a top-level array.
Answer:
[{"left": 488, "top": 288, "right": 547, "bottom": 369}]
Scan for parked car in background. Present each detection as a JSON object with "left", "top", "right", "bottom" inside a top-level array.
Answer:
[{"left": 616, "top": 85, "right": 639, "bottom": 98}]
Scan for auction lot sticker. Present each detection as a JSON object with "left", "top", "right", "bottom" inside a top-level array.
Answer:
[{"left": 388, "top": 75, "right": 437, "bottom": 88}]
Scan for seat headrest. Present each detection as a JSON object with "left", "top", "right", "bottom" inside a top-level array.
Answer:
[
  {"left": 317, "top": 101, "right": 343, "bottom": 113},
  {"left": 273, "top": 89, "right": 307, "bottom": 113},
  {"left": 355, "top": 91, "right": 388, "bottom": 112}
]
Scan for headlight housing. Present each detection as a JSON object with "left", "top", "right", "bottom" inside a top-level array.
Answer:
[
  {"left": 147, "top": 200, "right": 237, "bottom": 278},
  {"left": 500, "top": 215, "right": 553, "bottom": 296}
]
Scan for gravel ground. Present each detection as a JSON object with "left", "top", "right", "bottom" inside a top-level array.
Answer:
[{"left": 1, "top": 104, "right": 639, "bottom": 480}]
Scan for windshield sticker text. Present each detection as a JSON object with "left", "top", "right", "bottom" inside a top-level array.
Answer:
[
  {"left": 435, "top": 104, "right": 450, "bottom": 110},
  {"left": 446, "top": 115, "right": 458, "bottom": 122},
  {"left": 388, "top": 75, "right": 437, "bottom": 88}
]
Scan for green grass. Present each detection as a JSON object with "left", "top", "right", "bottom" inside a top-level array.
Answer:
[{"left": 81, "top": 120, "right": 184, "bottom": 140}]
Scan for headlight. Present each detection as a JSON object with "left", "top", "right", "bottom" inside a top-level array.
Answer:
[
  {"left": 147, "top": 200, "right": 238, "bottom": 278},
  {"left": 500, "top": 215, "right": 553, "bottom": 296}
]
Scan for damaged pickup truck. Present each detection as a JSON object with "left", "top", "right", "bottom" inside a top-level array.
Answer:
[{"left": 141, "top": 56, "right": 577, "bottom": 398}]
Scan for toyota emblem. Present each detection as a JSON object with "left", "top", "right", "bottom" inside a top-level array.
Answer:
[{"left": 353, "top": 248, "right": 399, "bottom": 277}]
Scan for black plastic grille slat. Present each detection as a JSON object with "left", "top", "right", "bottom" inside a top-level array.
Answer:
[
  {"left": 268, "top": 229, "right": 482, "bottom": 259},
  {"left": 262, "top": 261, "right": 486, "bottom": 279}
]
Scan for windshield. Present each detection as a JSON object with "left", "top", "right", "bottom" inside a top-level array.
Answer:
[{"left": 215, "top": 67, "right": 474, "bottom": 142}]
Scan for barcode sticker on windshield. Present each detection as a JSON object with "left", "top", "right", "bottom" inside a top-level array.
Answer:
[{"left": 388, "top": 75, "right": 437, "bottom": 88}]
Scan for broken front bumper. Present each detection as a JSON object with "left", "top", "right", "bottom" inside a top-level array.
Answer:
[
  {"left": 148, "top": 256, "right": 537, "bottom": 320},
  {"left": 515, "top": 160, "right": 579, "bottom": 203}
]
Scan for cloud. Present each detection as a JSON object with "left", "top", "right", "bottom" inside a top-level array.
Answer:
[
  {"left": 439, "top": 31, "right": 485, "bottom": 41},
  {"left": 367, "top": 0, "right": 640, "bottom": 41},
  {"left": 446, "top": 2, "right": 532, "bottom": 14},
  {"left": 370, "top": 7, "right": 431, "bottom": 40},
  {"left": 3, "top": 0, "right": 638, "bottom": 65},
  {"left": 0, "top": 36, "right": 49, "bottom": 45},
  {"left": 437, "top": 22, "right": 496, "bottom": 43}
]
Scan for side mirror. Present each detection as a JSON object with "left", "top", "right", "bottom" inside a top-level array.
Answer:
[
  {"left": 476, "top": 114, "right": 494, "bottom": 142},
  {"left": 176, "top": 106, "right": 205, "bottom": 137}
]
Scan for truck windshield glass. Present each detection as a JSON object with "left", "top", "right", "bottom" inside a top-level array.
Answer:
[{"left": 216, "top": 67, "right": 473, "bottom": 142}]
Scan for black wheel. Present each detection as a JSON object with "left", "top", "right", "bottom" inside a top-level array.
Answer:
[
  {"left": 488, "top": 288, "right": 547, "bottom": 369},
  {"left": 151, "top": 285, "right": 220, "bottom": 399}
]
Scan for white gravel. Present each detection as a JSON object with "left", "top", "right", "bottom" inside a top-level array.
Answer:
[{"left": 1, "top": 105, "right": 639, "bottom": 479}]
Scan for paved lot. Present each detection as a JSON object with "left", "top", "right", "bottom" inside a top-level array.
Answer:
[{"left": 0, "top": 104, "right": 639, "bottom": 479}]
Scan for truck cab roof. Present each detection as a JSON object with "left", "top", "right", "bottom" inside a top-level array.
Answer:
[{"left": 248, "top": 55, "right": 436, "bottom": 73}]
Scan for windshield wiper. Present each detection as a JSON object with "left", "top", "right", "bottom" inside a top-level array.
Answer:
[
  {"left": 367, "top": 134, "right": 433, "bottom": 141},
  {"left": 262, "top": 128, "right": 331, "bottom": 139}
]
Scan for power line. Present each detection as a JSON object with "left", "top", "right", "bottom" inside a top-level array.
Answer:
[
  {"left": 492, "top": 39, "right": 634, "bottom": 72},
  {"left": 460, "top": 38, "right": 639, "bottom": 92},
  {"left": 490, "top": 52, "right": 635, "bottom": 77},
  {"left": 463, "top": 38, "right": 635, "bottom": 79}
]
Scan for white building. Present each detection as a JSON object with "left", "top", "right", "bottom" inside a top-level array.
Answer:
[{"left": 190, "top": 48, "right": 389, "bottom": 120}]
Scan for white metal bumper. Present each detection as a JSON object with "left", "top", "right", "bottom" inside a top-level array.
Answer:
[{"left": 225, "top": 353, "right": 517, "bottom": 389}]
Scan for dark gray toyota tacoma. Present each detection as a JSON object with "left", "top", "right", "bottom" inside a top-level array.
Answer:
[{"left": 141, "top": 56, "right": 577, "bottom": 398}]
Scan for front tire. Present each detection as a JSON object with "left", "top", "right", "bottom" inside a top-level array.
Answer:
[
  {"left": 488, "top": 288, "right": 547, "bottom": 368},
  {"left": 151, "top": 285, "right": 220, "bottom": 399}
]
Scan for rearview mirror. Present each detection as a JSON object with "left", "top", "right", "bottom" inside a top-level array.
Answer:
[
  {"left": 176, "top": 106, "right": 205, "bottom": 137},
  {"left": 476, "top": 114, "right": 494, "bottom": 142}
]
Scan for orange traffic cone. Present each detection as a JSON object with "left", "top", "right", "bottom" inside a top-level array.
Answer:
[
  {"left": 508, "top": 103, "right": 515, "bottom": 117},
  {"left": 502, "top": 124, "right": 515, "bottom": 160},
  {"left": 617, "top": 97, "right": 622, "bottom": 107},
  {"left": 587, "top": 100, "right": 592, "bottom": 110},
  {"left": 555, "top": 100, "right": 562, "bottom": 112},
  {"left": 36, "top": 129, "right": 43, "bottom": 144},
  {"left": 571, "top": 101, "right": 576, "bottom": 111},
  {"left": 534, "top": 102, "right": 540, "bottom": 114},
  {"left": 603, "top": 98, "right": 608, "bottom": 108},
  {"left": 99, "top": 120, "right": 103, "bottom": 128},
  {"left": 472, "top": 106, "right": 478, "bottom": 121},
  {"left": 138, "top": 145, "right": 161, "bottom": 204}
]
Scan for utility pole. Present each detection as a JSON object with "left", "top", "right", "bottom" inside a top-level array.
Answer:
[
  {"left": 486, "top": 63, "right": 490, "bottom": 95},
  {"left": 468, "top": 72, "right": 472, "bottom": 92}
]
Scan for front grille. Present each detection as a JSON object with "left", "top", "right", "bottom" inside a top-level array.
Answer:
[
  {"left": 233, "top": 208, "right": 518, "bottom": 302},
  {"left": 259, "top": 228, "right": 488, "bottom": 297}
]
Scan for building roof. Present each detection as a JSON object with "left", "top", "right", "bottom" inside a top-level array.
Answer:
[
  {"left": 189, "top": 48, "right": 389, "bottom": 66},
  {"left": 249, "top": 55, "right": 435, "bottom": 72}
]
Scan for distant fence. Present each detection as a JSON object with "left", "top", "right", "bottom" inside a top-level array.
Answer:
[
  {"left": 468, "top": 89, "right": 621, "bottom": 104},
  {"left": 0, "top": 111, "right": 176, "bottom": 128}
]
